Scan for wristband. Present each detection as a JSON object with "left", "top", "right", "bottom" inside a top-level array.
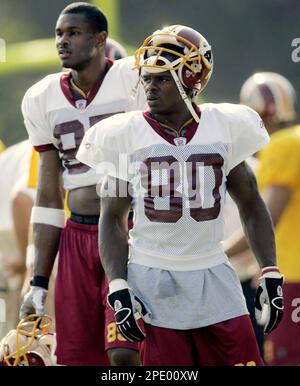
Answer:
[
  {"left": 30, "top": 275, "right": 49, "bottom": 290},
  {"left": 109, "top": 278, "right": 129, "bottom": 293},
  {"left": 261, "top": 266, "right": 281, "bottom": 278}
]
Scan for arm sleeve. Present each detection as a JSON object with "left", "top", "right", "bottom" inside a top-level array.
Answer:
[
  {"left": 227, "top": 106, "right": 269, "bottom": 173},
  {"left": 76, "top": 121, "right": 131, "bottom": 182},
  {"left": 21, "top": 91, "right": 53, "bottom": 150}
]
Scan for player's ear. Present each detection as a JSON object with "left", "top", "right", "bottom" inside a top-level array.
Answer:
[{"left": 96, "top": 31, "right": 107, "bottom": 49}]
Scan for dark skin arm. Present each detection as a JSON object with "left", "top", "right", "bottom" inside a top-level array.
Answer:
[
  {"left": 99, "top": 176, "right": 131, "bottom": 281},
  {"left": 226, "top": 161, "right": 277, "bottom": 268},
  {"left": 33, "top": 149, "right": 64, "bottom": 278}
]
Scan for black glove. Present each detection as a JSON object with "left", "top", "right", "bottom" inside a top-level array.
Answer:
[
  {"left": 107, "top": 280, "right": 151, "bottom": 342},
  {"left": 255, "top": 267, "right": 284, "bottom": 334}
]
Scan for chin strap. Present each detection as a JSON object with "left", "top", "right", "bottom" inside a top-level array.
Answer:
[{"left": 170, "top": 69, "right": 200, "bottom": 123}]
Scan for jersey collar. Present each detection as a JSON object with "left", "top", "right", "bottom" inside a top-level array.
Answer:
[
  {"left": 143, "top": 104, "right": 201, "bottom": 145},
  {"left": 60, "top": 58, "right": 113, "bottom": 109}
]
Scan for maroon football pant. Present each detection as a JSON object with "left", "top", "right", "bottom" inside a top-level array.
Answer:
[
  {"left": 55, "top": 219, "right": 137, "bottom": 366},
  {"left": 140, "top": 315, "right": 264, "bottom": 366}
]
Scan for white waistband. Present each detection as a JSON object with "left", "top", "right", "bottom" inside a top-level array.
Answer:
[{"left": 129, "top": 245, "right": 229, "bottom": 271}]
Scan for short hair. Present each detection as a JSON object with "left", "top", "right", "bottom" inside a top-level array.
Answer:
[{"left": 60, "top": 2, "right": 108, "bottom": 33}]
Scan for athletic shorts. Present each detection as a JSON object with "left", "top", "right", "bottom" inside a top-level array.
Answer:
[
  {"left": 55, "top": 219, "right": 138, "bottom": 366},
  {"left": 139, "top": 315, "right": 264, "bottom": 366},
  {"left": 264, "top": 282, "right": 300, "bottom": 366}
]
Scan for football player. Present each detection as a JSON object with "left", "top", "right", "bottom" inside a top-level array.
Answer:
[
  {"left": 19, "top": 35, "right": 128, "bottom": 334},
  {"left": 228, "top": 72, "right": 300, "bottom": 365},
  {"left": 0, "top": 140, "right": 37, "bottom": 340},
  {"left": 77, "top": 25, "right": 284, "bottom": 365},
  {"left": 19, "top": 2, "right": 146, "bottom": 366},
  {"left": 105, "top": 37, "right": 127, "bottom": 60},
  {"left": 20, "top": 36, "right": 127, "bottom": 303}
]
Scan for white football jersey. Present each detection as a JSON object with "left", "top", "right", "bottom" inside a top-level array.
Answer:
[
  {"left": 0, "top": 140, "right": 34, "bottom": 234},
  {"left": 22, "top": 56, "right": 147, "bottom": 190},
  {"left": 77, "top": 103, "right": 269, "bottom": 271}
]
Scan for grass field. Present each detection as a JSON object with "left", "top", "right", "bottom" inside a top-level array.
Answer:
[{"left": 0, "top": 38, "right": 136, "bottom": 75}]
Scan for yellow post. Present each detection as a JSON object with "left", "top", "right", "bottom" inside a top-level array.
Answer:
[{"left": 93, "top": 0, "right": 120, "bottom": 40}]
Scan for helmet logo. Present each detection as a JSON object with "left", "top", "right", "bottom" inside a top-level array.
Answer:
[{"left": 185, "top": 70, "right": 193, "bottom": 78}]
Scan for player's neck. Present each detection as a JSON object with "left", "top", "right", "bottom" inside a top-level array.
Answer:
[
  {"left": 71, "top": 55, "right": 107, "bottom": 96},
  {"left": 151, "top": 106, "right": 193, "bottom": 133}
]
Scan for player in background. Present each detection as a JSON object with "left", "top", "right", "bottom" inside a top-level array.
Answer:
[
  {"left": 20, "top": 33, "right": 130, "bottom": 333},
  {"left": 226, "top": 72, "right": 300, "bottom": 365},
  {"left": 0, "top": 140, "right": 37, "bottom": 339},
  {"left": 105, "top": 37, "right": 128, "bottom": 60},
  {"left": 19, "top": 2, "right": 146, "bottom": 366},
  {"left": 77, "top": 25, "right": 284, "bottom": 365}
]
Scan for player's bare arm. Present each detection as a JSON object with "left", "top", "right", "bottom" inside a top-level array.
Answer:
[
  {"left": 19, "top": 149, "right": 64, "bottom": 318},
  {"left": 33, "top": 149, "right": 64, "bottom": 279},
  {"left": 226, "top": 161, "right": 276, "bottom": 268},
  {"left": 227, "top": 161, "right": 284, "bottom": 334},
  {"left": 99, "top": 176, "right": 131, "bottom": 281},
  {"left": 99, "top": 176, "right": 150, "bottom": 342}
]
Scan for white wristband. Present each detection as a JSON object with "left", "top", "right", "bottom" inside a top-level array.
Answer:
[
  {"left": 109, "top": 279, "right": 129, "bottom": 293},
  {"left": 261, "top": 266, "right": 282, "bottom": 279},
  {"left": 30, "top": 206, "right": 65, "bottom": 228}
]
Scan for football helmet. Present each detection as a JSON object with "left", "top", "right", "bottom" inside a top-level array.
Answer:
[
  {"left": 134, "top": 25, "right": 213, "bottom": 122},
  {"left": 240, "top": 72, "right": 296, "bottom": 124},
  {"left": 0, "top": 314, "right": 56, "bottom": 366},
  {"left": 105, "top": 37, "right": 127, "bottom": 60}
]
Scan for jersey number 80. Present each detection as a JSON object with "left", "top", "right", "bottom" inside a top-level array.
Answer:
[{"left": 141, "top": 153, "right": 224, "bottom": 223}]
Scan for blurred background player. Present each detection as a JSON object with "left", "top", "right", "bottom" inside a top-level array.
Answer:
[
  {"left": 227, "top": 72, "right": 300, "bottom": 365},
  {"left": 0, "top": 140, "right": 37, "bottom": 339},
  {"left": 105, "top": 37, "right": 127, "bottom": 60},
  {"left": 19, "top": 2, "right": 146, "bottom": 366}
]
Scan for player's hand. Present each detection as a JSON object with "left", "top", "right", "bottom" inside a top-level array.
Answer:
[
  {"left": 107, "top": 279, "right": 151, "bottom": 342},
  {"left": 255, "top": 267, "right": 284, "bottom": 334},
  {"left": 19, "top": 286, "right": 48, "bottom": 320}
]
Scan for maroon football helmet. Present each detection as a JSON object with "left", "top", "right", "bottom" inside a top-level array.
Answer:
[{"left": 105, "top": 37, "right": 127, "bottom": 60}]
